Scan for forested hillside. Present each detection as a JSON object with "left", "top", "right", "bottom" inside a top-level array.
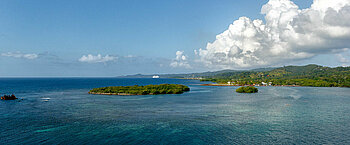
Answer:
[{"left": 199, "top": 65, "right": 350, "bottom": 87}]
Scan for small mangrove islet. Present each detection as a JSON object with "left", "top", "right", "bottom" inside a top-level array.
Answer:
[
  {"left": 89, "top": 84, "right": 190, "bottom": 95},
  {"left": 236, "top": 86, "right": 258, "bottom": 93}
]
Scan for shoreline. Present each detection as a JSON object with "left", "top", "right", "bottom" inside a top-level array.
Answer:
[
  {"left": 200, "top": 84, "right": 301, "bottom": 87},
  {"left": 88, "top": 92, "right": 146, "bottom": 96},
  {"left": 88, "top": 92, "right": 186, "bottom": 96}
]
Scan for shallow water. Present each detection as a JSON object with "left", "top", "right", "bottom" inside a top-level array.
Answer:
[{"left": 1, "top": 78, "right": 350, "bottom": 144}]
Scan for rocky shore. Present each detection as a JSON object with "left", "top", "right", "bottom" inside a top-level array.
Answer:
[{"left": 1, "top": 94, "right": 18, "bottom": 100}]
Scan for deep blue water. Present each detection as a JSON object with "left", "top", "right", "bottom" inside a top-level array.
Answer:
[{"left": 1, "top": 78, "right": 350, "bottom": 144}]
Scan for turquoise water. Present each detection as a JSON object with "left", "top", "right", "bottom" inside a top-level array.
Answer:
[{"left": 1, "top": 78, "right": 350, "bottom": 144}]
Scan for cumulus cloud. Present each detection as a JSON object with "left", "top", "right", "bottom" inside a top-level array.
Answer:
[
  {"left": 79, "top": 54, "right": 117, "bottom": 63},
  {"left": 196, "top": 0, "right": 350, "bottom": 69},
  {"left": 170, "top": 51, "right": 191, "bottom": 68},
  {"left": 1, "top": 52, "right": 38, "bottom": 59}
]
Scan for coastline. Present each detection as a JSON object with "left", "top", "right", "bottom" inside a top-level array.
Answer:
[
  {"left": 89, "top": 92, "right": 142, "bottom": 96},
  {"left": 88, "top": 92, "right": 187, "bottom": 96},
  {"left": 200, "top": 84, "right": 301, "bottom": 87}
]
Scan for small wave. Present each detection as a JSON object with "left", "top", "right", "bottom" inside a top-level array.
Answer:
[
  {"left": 289, "top": 94, "right": 301, "bottom": 100},
  {"left": 35, "top": 126, "right": 64, "bottom": 133},
  {"left": 41, "top": 98, "right": 51, "bottom": 101}
]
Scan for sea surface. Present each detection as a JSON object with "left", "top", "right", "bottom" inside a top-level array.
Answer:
[{"left": 1, "top": 78, "right": 350, "bottom": 144}]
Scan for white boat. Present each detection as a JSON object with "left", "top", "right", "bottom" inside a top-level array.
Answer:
[{"left": 152, "top": 75, "right": 160, "bottom": 78}]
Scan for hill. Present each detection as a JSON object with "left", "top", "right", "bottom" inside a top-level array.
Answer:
[
  {"left": 200, "top": 64, "right": 350, "bottom": 87},
  {"left": 117, "top": 64, "right": 350, "bottom": 87}
]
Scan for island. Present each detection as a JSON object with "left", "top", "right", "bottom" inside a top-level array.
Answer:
[
  {"left": 236, "top": 86, "right": 258, "bottom": 93},
  {"left": 89, "top": 84, "right": 190, "bottom": 95},
  {"left": 1, "top": 94, "right": 18, "bottom": 100}
]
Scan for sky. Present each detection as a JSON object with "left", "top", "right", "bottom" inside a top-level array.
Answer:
[{"left": 0, "top": 0, "right": 349, "bottom": 77}]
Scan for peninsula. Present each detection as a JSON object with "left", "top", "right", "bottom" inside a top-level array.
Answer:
[{"left": 89, "top": 84, "right": 190, "bottom": 95}]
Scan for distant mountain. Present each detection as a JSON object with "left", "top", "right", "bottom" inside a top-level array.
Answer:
[
  {"left": 117, "top": 67, "right": 275, "bottom": 79},
  {"left": 118, "top": 74, "right": 154, "bottom": 78}
]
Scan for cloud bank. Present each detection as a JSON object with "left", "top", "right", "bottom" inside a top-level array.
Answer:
[
  {"left": 170, "top": 51, "right": 191, "bottom": 68},
  {"left": 1, "top": 52, "right": 39, "bottom": 59},
  {"left": 196, "top": 0, "right": 350, "bottom": 69},
  {"left": 79, "top": 54, "right": 117, "bottom": 63}
]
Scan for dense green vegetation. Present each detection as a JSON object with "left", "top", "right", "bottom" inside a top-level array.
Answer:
[
  {"left": 236, "top": 86, "right": 258, "bottom": 93},
  {"left": 199, "top": 65, "right": 350, "bottom": 87},
  {"left": 118, "top": 64, "right": 350, "bottom": 87},
  {"left": 89, "top": 84, "right": 190, "bottom": 95}
]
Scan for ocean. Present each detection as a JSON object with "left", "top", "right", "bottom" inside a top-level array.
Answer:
[{"left": 1, "top": 78, "right": 350, "bottom": 144}]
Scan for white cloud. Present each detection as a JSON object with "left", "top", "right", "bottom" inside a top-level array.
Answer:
[
  {"left": 170, "top": 51, "right": 191, "bottom": 68},
  {"left": 337, "top": 54, "right": 349, "bottom": 63},
  {"left": 196, "top": 0, "right": 350, "bottom": 69},
  {"left": 1, "top": 52, "right": 38, "bottom": 59},
  {"left": 79, "top": 54, "right": 117, "bottom": 63},
  {"left": 124, "top": 55, "right": 136, "bottom": 58},
  {"left": 336, "top": 48, "right": 350, "bottom": 64}
]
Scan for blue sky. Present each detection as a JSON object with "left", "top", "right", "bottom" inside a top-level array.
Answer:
[{"left": 1, "top": 0, "right": 349, "bottom": 77}]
